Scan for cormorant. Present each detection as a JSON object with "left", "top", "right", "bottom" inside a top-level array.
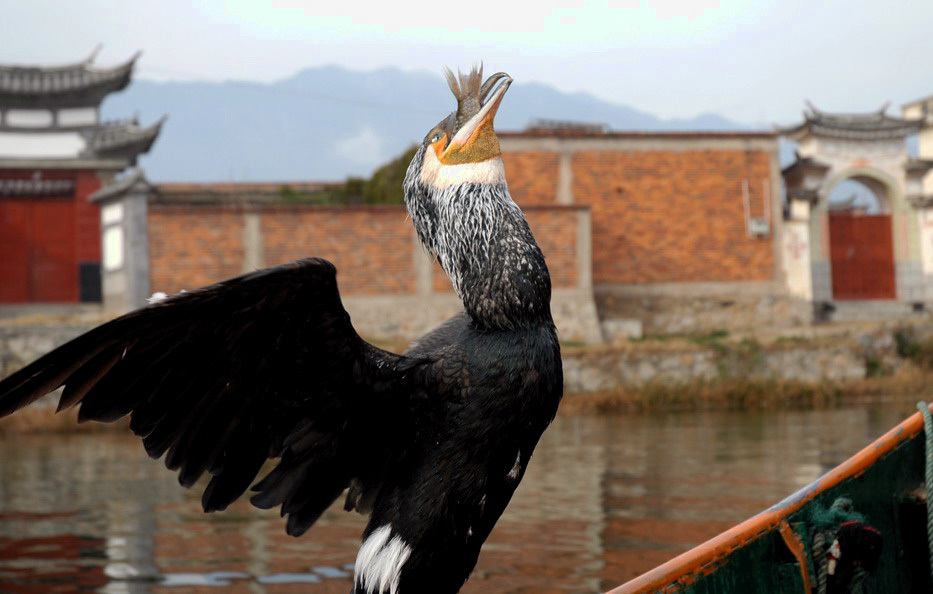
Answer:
[{"left": 0, "top": 65, "right": 563, "bottom": 594}]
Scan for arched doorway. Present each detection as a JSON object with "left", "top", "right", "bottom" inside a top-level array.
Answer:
[{"left": 827, "top": 175, "right": 896, "bottom": 300}]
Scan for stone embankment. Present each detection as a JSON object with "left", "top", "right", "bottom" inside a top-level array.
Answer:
[
  {"left": 562, "top": 341, "right": 864, "bottom": 393},
  {"left": 1, "top": 321, "right": 96, "bottom": 380},
  {"left": 567, "top": 320, "right": 933, "bottom": 392},
  {"left": 3, "top": 316, "right": 931, "bottom": 400}
]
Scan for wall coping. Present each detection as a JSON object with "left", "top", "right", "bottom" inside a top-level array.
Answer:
[
  {"left": 147, "top": 202, "right": 590, "bottom": 213},
  {"left": 499, "top": 130, "right": 776, "bottom": 139},
  {"left": 500, "top": 134, "right": 778, "bottom": 154}
]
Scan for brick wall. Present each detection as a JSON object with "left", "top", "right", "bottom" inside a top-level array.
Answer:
[
  {"left": 262, "top": 207, "right": 415, "bottom": 295},
  {"left": 571, "top": 150, "right": 773, "bottom": 284},
  {"left": 502, "top": 151, "right": 560, "bottom": 205},
  {"left": 500, "top": 134, "right": 778, "bottom": 286},
  {"left": 149, "top": 206, "right": 245, "bottom": 293},
  {"left": 148, "top": 204, "right": 584, "bottom": 297}
]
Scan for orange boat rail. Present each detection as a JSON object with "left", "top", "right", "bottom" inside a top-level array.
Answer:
[{"left": 605, "top": 404, "right": 931, "bottom": 594}]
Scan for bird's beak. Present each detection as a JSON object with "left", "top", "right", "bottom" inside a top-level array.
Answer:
[{"left": 440, "top": 75, "right": 512, "bottom": 165}]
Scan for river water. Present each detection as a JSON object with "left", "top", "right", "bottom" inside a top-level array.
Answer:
[{"left": 0, "top": 397, "right": 922, "bottom": 593}]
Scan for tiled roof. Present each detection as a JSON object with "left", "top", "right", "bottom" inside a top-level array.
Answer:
[
  {"left": 524, "top": 119, "right": 610, "bottom": 134},
  {"left": 499, "top": 130, "right": 775, "bottom": 139},
  {"left": 781, "top": 154, "right": 830, "bottom": 176},
  {"left": 153, "top": 180, "right": 344, "bottom": 205},
  {"left": 905, "top": 158, "right": 933, "bottom": 174},
  {"left": 89, "top": 167, "right": 154, "bottom": 202},
  {"left": 777, "top": 102, "right": 921, "bottom": 140},
  {"left": 0, "top": 177, "right": 75, "bottom": 197},
  {"left": 86, "top": 116, "right": 165, "bottom": 161},
  {"left": 157, "top": 181, "right": 342, "bottom": 192},
  {"left": 0, "top": 50, "right": 138, "bottom": 106}
]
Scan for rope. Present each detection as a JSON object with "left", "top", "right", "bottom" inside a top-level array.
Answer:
[
  {"left": 849, "top": 567, "right": 869, "bottom": 594},
  {"left": 809, "top": 498, "right": 871, "bottom": 593},
  {"left": 918, "top": 401, "right": 933, "bottom": 582},
  {"left": 812, "top": 531, "right": 828, "bottom": 594}
]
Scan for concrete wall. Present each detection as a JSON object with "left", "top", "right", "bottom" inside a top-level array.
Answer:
[{"left": 147, "top": 203, "right": 604, "bottom": 344}]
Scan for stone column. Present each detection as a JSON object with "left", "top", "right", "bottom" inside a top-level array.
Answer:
[
  {"left": 783, "top": 197, "right": 813, "bottom": 301},
  {"left": 910, "top": 197, "right": 933, "bottom": 302},
  {"left": 557, "top": 150, "right": 574, "bottom": 205},
  {"left": 241, "top": 211, "right": 264, "bottom": 272},
  {"left": 89, "top": 169, "right": 154, "bottom": 315}
]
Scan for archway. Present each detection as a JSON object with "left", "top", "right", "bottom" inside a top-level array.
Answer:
[{"left": 827, "top": 174, "right": 896, "bottom": 300}]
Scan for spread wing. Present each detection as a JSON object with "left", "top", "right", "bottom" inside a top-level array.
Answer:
[{"left": 0, "top": 258, "right": 422, "bottom": 536}]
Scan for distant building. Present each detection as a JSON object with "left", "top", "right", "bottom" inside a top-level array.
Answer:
[
  {"left": 780, "top": 103, "right": 931, "bottom": 316},
  {"left": 0, "top": 49, "right": 163, "bottom": 305}
]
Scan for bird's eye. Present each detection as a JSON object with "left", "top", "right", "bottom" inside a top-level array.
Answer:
[{"left": 430, "top": 132, "right": 443, "bottom": 143}]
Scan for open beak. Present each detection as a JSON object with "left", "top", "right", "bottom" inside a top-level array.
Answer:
[{"left": 440, "top": 75, "right": 512, "bottom": 165}]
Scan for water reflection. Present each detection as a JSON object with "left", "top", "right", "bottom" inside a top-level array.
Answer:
[{"left": 0, "top": 399, "right": 921, "bottom": 593}]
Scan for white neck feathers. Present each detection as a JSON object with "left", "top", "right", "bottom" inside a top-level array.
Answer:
[{"left": 419, "top": 149, "right": 506, "bottom": 190}]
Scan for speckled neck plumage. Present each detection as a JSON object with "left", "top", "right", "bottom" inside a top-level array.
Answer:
[{"left": 404, "top": 146, "right": 553, "bottom": 331}]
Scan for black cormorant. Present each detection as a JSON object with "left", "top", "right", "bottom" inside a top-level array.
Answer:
[{"left": 0, "top": 65, "right": 563, "bottom": 594}]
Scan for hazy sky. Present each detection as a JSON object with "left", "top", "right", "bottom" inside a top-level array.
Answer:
[{"left": 6, "top": 0, "right": 932, "bottom": 126}]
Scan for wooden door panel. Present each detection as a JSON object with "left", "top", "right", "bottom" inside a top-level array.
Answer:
[
  {"left": 0, "top": 198, "right": 77, "bottom": 303},
  {"left": 31, "top": 200, "right": 76, "bottom": 302},
  {"left": 0, "top": 201, "right": 31, "bottom": 302},
  {"left": 0, "top": 245, "right": 30, "bottom": 301},
  {"left": 32, "top": 240, "right": 77, "bottom": 302},
  {"left": 829, "top": 213, "right": 896, "bottom": 300}
]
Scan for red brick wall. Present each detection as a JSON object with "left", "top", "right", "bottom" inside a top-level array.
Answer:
[
  {"left": 502, "top": 152, "right": 560, "bottom": 204},
  {"left": 148, "top": 206, "right": 245, "bottom": 293},
  {"left": 262, "top": 207, "right": 415, "bottom": 295},
  {"left": 149, "top": 204, "right": 583, "bottom": 296},
  {"left": 504, "top": 147, "right": 775, "bottom": 284},
  {"left": 572, "top": 150, "right": 772, "bottom": 284}
]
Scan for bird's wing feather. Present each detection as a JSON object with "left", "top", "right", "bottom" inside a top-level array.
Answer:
[{"left": 0, "top": 257, "right": 421, "bottom": 536}]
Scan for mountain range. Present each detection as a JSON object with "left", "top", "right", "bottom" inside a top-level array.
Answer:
[{"left": 102, "top": 65, "right": 748, "bottom": 183}]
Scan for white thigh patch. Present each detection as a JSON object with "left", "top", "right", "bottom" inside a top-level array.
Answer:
[{"left": 355, "top": 525, "right": 412, "bottom": 594}]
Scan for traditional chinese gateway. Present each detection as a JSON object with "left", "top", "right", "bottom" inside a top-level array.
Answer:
[
  {"left": 779, "top": 103, "right": 933, "bottom": 313},
  {"left": 0, "top": 49, "right": 163, "bottom": 305}
]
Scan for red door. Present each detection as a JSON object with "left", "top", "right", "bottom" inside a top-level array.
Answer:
[
  {"left": 0, "top": 198, "right": 77, "bottom": 302},
  {"left": 829, "top": 213, "right": 896, "bottom": 300}
]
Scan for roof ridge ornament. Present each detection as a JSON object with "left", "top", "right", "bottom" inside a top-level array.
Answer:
[
  {"left": 85, "top": 44, "right": 103, "bottom": 65},
  {"left": 805, "top": 100, "right": 821, "bottom": 118},
  {"left": 778, "top": 101, "right": 922, "bottom": 141}
]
